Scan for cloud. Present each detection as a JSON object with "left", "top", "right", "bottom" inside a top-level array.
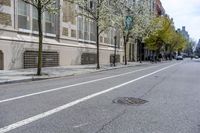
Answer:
[{"left": 161, "top": 0, "right": 200, "bottom": 41}]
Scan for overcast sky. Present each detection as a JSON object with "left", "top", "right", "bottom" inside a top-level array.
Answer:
[{"left": 161, "top": 0, "right": 200, "bottom": 42}]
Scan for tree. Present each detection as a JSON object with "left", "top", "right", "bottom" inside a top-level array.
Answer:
[
  {"left": 145, "top": 16, "right": 172, "bottom": 59},
  {"left": 65, "top": 0, "right": 113, "bottom": 69},
  {"left": 145, "top": 16, "right": 188, "bottom": 60},
  {"left": 111, "top": 0, "right": 153, "bottom": 64},
  {"left": 130, "top": 0, "right": 155, "bottom": 63},
  {"left": 110, "top": 0, "right": 132, "bottom": 65},
  {"left": 22, "top": 0, "right": 58, "bottom": 75}
]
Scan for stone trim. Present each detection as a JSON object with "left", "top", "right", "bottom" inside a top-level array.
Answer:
[
  {"left": 0, "top": 0, "right": 11, "bottom": 7},
  {"left": 0, "top": 36, "right": 123, "bottom": 52}
]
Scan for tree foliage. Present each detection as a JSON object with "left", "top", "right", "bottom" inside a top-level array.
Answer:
[
  {"left": 145, "top": 16, "right": 187, "bottom": 56},
  {"left": 111, "top": 0, "right": 155, "bottom": 64}
]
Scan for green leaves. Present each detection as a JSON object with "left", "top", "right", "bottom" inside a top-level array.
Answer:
[{"left": 145, "top": 16, "right": 188, "bottom": 53}]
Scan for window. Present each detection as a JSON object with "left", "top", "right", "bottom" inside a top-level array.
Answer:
[
  {"left": 62, "top": 27, "right": 68, "bottom": 36},
  {"left": 100, "top": 36, "right": 103, "bottom": 43},
  {"left": 89, "top": 1, "right": 93, "bottom": 9},
  {"left": 78, "top": 17, "right": 83, "bottom": 39},
  {"left": 18, "top": 0, "right": 30, "bottom": 29},
  {"left": 63, "top": 1, "right": 76, "bottom": 25},
  {"left": 111, "top": 29, "right": 115, "bottom": 45},
  {"left": 104, "top": 37, "right": 109, "bottom": 44},
  {"left": 45, "top": 12, "right": 55, "bottom": 34},
  {"left": 90, "top": 21, "right": 96, "bottom": 42},
  {"left": 71, "top": 29, "right": 76, "bottom": 38},
  {"left": 128, "top": 0, "right": 133, "bottom": 5},
  {"left": 32, "top": 7, "right": 38, "bottom": 31},
  {"left": 104, "top": 30, "right": 109, "bottom": 44},
  {"left": 84, "top": 18, "right": 89, "bottom": 40},
  {"left": 107, "top": 29, "right": 111, "bottom": 44},
  {"left": 89, "top": 0, "right": 96, "bottom": 10}
]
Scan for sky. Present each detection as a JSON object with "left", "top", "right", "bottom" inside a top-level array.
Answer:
[{"left": 161, "top": 0, "right": 200, "bottom": 42}]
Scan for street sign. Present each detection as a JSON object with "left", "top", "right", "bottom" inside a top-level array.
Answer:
[{"left": 125, "top": 16, "right": 133, "bottom": 31}]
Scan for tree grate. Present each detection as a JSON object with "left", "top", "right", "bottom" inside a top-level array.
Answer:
[{"left": 113, "top": 97, "right": 148, "bottom": 105}]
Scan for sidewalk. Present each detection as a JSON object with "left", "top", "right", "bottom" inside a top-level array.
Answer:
[{"left": 0, "top": 62, "right": 150, "bottom": 84}]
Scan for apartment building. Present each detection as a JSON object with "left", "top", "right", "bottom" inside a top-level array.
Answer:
[
  {"left": 177, "top": 26, "right": 190, "bottom": 40},
  {"left": 0, "top": 0, "right": 123, "bottom": 70}
]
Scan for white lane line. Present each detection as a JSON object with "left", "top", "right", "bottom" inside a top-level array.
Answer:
[
  {"left": 0, "top": 62, "right": 181, "bottom": 133},
  {"left": 73, "top": 123, "right": 89, "bottom": 128},
  {"left": 0, "top": 64, "right": 162, "bottom": 104}
]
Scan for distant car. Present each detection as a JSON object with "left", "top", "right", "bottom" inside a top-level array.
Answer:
[
  {"left": 195, "top": 56, "right": 199, "bottom": 59},
  {"left": 176, "top": 55, "right": 183, "bottom": 60}
]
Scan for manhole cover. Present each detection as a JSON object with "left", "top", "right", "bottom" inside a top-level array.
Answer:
[{"left": 113, "top": 97, "right": 148, "bottom": 105}]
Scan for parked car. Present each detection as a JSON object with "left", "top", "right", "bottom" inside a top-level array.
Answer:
[
  {"left": 195, "top": 56, "right": 199, "bottom": 59},
  {"left": 176, "top": 55, "right": 183, "bottom": 60}
]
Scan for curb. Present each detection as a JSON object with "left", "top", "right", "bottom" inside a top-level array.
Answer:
[
  {"left": 0, "top": 78, "right": 33, "bottom": 85},
  {"left": 0, "top": 62, "right": 153, "bottom": 85}
]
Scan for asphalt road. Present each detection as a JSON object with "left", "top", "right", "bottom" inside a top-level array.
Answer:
[{"left": 0, "top": 59, "right": 200, "bottom": 133}]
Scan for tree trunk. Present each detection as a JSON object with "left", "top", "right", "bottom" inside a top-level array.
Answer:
[
  {"left": 96, "top": 1, "right": 100, "bottom": 69},
  {"left": 138, "top": 39, "right": 142, "bottom": 63},
  {"left": 124, "top": 35, "right": 127, "bottom": 65},
  {"left": 96, "top": 24, "right": 100, "bottom": 69},
  {"left": 37, "top": 7, "right": 43, "bottom": 76},
  {"left": 113, "top": 36, "right": 117, "bottom": 67}
]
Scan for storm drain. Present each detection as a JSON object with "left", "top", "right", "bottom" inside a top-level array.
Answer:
[{"left": 113, "top": 97, "right": 148, "bottom": 105}]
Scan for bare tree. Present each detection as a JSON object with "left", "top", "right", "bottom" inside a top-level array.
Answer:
[{"left": 21, "top": 0, "right": 59, "bottom": 75}]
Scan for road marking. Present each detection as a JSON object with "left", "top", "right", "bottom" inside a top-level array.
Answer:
[
  {"left": 0, "top": 64, "right": 163, "bottom": 104},
  {"left": 0, "top": 62, "right": 181, "bottom": 133},
  {"left": 73, "top": 123, "right": 89, "bottom": 128}
]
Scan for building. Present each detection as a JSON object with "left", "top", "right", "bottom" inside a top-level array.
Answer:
[
  {"left": 0, "top": 0, "right": 123, "bottom": 70},
  {"left": 195, "top": 39, "right": 200, "bottom": 56},
  {"left": 197, "top": 39, "right": 200, "bottom": 48},
  {"left": 177, "top": 26, "right": 190, "bottom": 40}
]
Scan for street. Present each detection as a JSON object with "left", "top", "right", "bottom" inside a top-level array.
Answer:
[{"left": 0, "top": 60, "right": 200, "bottom": 133}]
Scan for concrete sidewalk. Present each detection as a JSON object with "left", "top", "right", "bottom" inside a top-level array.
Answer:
[{"left": 0, "top": 62, "right": 150, "bottom": 84}]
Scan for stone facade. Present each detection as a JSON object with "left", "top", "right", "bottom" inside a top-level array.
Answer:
[{"left": 0, "top": 0, "right": 123, "bottom": 70}]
